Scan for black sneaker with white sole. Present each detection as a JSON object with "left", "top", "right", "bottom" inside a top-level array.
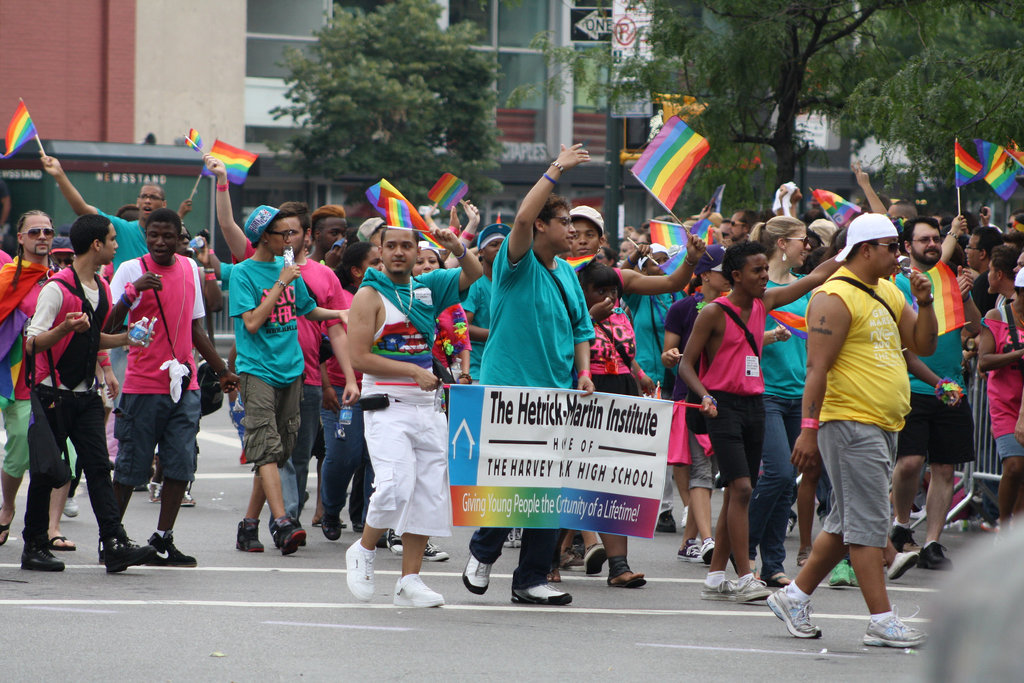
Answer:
[
  {"left": 918, "top": 542, "right": 951, "bottom": 570},
  {"left": 147, "top": 532, "right": 197, "bottom": 567}
]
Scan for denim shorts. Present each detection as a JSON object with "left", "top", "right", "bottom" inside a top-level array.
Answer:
[
  {"left": 995, "top": 433, "right": 1024, "bottom": 460},
  {"left": 113, "top": 391, "right": 201, "bottom": 486}
]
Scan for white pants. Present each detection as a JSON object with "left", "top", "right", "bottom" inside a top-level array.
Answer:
[{"left": 364, "top": 401, "right": 451, "bottom": 537}]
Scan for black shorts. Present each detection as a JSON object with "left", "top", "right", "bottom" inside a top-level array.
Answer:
[
  {"left": 705, "top": 392, "right": 765, "bottom": 486},
  {"left": 592, "top": 373, "right": 638, "bottom": 396},
  {"left": 896, "top": 392, "right": 975, "bottom": 465}
]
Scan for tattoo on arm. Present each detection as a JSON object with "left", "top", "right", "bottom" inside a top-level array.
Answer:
[{"left": 810, "top": 326, "right": 833, "bottom": 336}]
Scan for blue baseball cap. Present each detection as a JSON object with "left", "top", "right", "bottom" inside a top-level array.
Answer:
[
  {"left": 477, "top": 223, "right": 511, "bottom": 249},
  {"left": 694, "top": 244, "right": 726, "bottom": 275},
  {"left": 243, "top": 205, "right": 280, "bottom": 246}
]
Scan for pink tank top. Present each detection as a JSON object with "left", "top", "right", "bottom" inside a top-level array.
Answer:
[{"left": 699, "top": 296, "right": 766, "bottom": 396}]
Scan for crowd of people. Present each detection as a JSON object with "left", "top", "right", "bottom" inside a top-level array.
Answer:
[{"left": 2, "top": 144, "right": 1021, "bottom": 649}]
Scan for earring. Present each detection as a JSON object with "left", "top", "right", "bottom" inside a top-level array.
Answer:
[{"left": 782, "top": 252, "right": 787, "bottom": 262}]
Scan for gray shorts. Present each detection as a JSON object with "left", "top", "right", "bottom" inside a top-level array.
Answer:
[
  {"left": 819, "top": 420, "right": 895, "bottom": 548},
  {"left": 687, "top": 433, "right": 716, "bottom": 490},
  {"left": 113, "top": 391, "right": 201, "bottom": 486}
]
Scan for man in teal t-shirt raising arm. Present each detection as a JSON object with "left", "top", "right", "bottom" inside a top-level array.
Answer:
[{"left": 462, "top": 143, "right": 595, "bottom": 606}]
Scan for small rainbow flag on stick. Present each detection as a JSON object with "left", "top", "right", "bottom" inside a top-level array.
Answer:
[
  {"left": 954, "top": 140, "right": 983, "bottom": 187},
  {"left": 922, "top": 261, "right": 966, "bottom": 335},
  {"left": 427, "top": 173, "right": 469, "bottom": 211},
  {"left": 631, "top": 116, "right": 709, "bottom": 212},
  {"left": 200, "top": 139, "right": 258, "bottom": 185},
  {"left": 185, "top": 128, "right": 204, "bottom": 153},
  {"left": 650, "top": 218, "right": 712, "bottom": 275},
  {"left": 768, "top": 310, "right": 808, "bottom": 340},
  {"left": 812, "top": 189, "right": 861, "bottom": 228},
  {"left": 366, "top": 179, "right": 445, "bottom": 250},
  {"left": 566, "top": 254, "right": 597, "bottom": 272},
  {"left": 975, "top": 139, "right": 1019, "bottom": 201},
  {"left": 2, "top": 100, "right": 40, "bottom": 159}
]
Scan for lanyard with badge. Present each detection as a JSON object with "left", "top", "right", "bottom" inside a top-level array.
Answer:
[{"left": 717, "top": 303, "right": 761, "bottom": 377}]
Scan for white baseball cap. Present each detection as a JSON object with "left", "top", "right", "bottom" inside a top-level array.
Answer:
[
  {"left": 834, "top": 213, "right": 899, "bottom": 262},
  {"left": 1014, "top": 269, "right": 1024, "bottom": 288},
  {"left": 569, "top": 205, "right": 605, "bottom": 235}
]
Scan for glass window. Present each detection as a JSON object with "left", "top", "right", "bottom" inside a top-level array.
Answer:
[
  {"left": 498, "top": 0, "right": 547, "bottom": 48},
  {"left": 247, "top": 0, "right": 326, "bottom": 36},
  {"left": 497, "top": 53, "right": 546, "bottom": 110},
  {"left": 449, "top": 0, "right": 493, "bottom": 44},
  {"left": 246, "top": 38, "right": 313, "bottom": 79}
]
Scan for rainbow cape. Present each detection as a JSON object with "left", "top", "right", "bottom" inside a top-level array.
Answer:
[
  {"left": 768, "top": 310, "right": 808, "bottom": 340},
  {"left": 974, "top": 139, "right": 1018, "bottom": 201},
  {"left": 566, "top": 254, "right": 596, "bottom": 272},
  {"left": 631, "top": 116, "right": 709, "bottom": 212},
  {"left": 922, "top": 261, "right": 966, "bottom": 335},
  {"left": 2, "top": 100, "right": 37, "bottom": 159},
  {"left": 651, "top": 218, "right": 713, "bottom": 275},
  {"left": 812, "top": 189, "right": 861, "bottom": 228},
  {"left": 366, "top": 179, "right": 445, "bottom": 250},
  {"left": 954, "top": 140, "right": 983, "bottom": 187},
  {"left": 200, "top": 139, "right": 258, "bottom": 184},
  {"left": 428, "top": 173, "right": 469, "bottom": 211},
  {"left": 0, "top": 309, "right": 27, "bottom": 407},
  {"left": 185, "top": 128, "right": 204, "bottom": 153}
]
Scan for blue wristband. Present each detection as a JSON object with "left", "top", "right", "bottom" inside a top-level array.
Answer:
[{"left": 543, "top": 173, "right": 557, "bottom": 185}]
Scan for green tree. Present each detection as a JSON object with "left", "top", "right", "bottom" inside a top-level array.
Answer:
[{"left": 273, "top": 0, "right": 501, "bottom": 201}]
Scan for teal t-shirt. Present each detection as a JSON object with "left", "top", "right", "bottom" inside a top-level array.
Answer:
[
  {"left": 480, "top": 240, "right": 594, "bottom": 389},
  {"left": 763, "top": 278, "right": 811, "bottom": 399},
  {"left": 622, "top": 291, "right": 677, "bottom": 381},
  {"left": 895, "top": 273, "right": 965, "bottom": 394},
  {"left": 463, "top": 275, "right": 492, "bottom": 378},
  {"left": 229, "top": 257, "right": 317, "bottom": 387},
  {"left": 358, "top": 267, "right": 463, "bottom": 346},
  {"left": 98, "top": 210, "right": 148, "bottom": 271}
]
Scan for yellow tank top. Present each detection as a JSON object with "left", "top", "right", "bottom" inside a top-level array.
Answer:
[{"left": 815, "top": 267, "right": 910, "bottom": 432}]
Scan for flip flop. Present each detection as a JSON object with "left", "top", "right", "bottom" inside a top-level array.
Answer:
[
  {"left": 0, "top": 521, "right": 9, "bottom": 546},
  {"left": 48, "top": 536, "right": 77, "bottom": 552},
  {"left": 608, "top": 571, "right": 647, "bottom": 588},
  {"left": 764, "top": 571, "right": 791, "bottom": 588}
]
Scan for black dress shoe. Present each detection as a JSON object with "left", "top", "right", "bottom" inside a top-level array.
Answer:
[{"left": 22, "top": 544, "right": 65, "bottom": 572}]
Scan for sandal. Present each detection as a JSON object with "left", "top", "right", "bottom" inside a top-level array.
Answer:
[
  {"left": 796, "top": 547, "right": 811, "bottom": 567},
  {"left": 764, "top": 571, "right": 791, "bottom": 588},
  {"left": 547, "top": 568, "right": 562, "bottom": 583},
  {"left": 0, "top": 521, "right": 10, "bottom": 546},
  {"left": 607, "top": 570, "right": 647, "bottom": 588},
  {"left": 48, "top": 535, "right": 77, "bottom": 552}
]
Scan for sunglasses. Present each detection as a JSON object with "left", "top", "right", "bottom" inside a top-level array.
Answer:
[
  {"left": 23, "top": 227, "right": 55, "bottom": 238},
  {"left": 865, "top": 240, "right": 900, "bottom": 253},
  {"left": 266, "top": 229, "right": 300, "bottom": 238}
]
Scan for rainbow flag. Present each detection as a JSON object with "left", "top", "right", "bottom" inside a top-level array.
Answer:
[
  {"left": 366, "top": 179, "right": 445, "bottom": 250},
  {"left": 566, "top": 254, "right": 596, "bottom": 272},
  {"left": 2, "top": 100, "right": 37, "bottom": 159},
  {"left": 955, "top": 140, "right": 983, "bottom": 186},
  {"left": 630, "top": 116, "right": 709, "bottom": 212},
  {"left": 185, "top": 128, "right": 204, "bottom": 153},
  {"left": 1006, "top": 143, "right": 1024, "bottom": 170},
  {"left": 812, "top": 189, "right": 861, "bottom": 228},
  {"left": 650, "top": 218, "right": 714, "bottom": 275},
  {"left": 0, "top": 309, "right": 27, "bottom": 407},
  {"left": 974, "top": 139, "right": 1019, "bottom": 201},
  {"left": 768, "top": 310, "right": 808, "bottom": 340},
  {"left": 200, "top": 139, "right": 258, "bottom": 184},
  {"left": 428, "top": 173, "right": 469, "bottom": 211},
  {"left": 922, "top": 261, "right": 966, "bottom": 335}
]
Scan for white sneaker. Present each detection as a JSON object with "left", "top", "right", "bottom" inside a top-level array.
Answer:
[
  {"left": 462, "top": 555, "right": 492, "bottom": 595},
  {"left": 700, "top": 537, "right": 715, "bottom": 565},
  {"left": 767, "top": 588, "right": 821, "bottom": 639},
  {"left": 345, "top": 542, "right": 375, "bottom": 602},
  {"left": 863, "top": 606, "right": 927, "bottom": 648},
  {"left": 63, "top": 495, "right": 79, "bottom": 518},
  {"left": 393, "top": 574, "right": 444, "bottom": 607},
  {"left": 733, "top": 576, "right": 772, "bottom": 603},
  {"left": 511, "top": 583, "right": 572, "bottom": 605},
  {"left": 887, "top": 550, "right": 919, "bottom": 581}
]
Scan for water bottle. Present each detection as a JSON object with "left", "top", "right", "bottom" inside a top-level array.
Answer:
[
  {"left": 128, "top": 317, "right": 151, "bottom": 345},
  {"left": 283, "top": 247, "right": 294, "bottom": 267}
]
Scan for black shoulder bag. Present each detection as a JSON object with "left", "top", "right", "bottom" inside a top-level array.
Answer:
[
  {"left": 833, "top": 276, "right": 898, "bottom": 323},
  {"left": 25, "top": 341, "right": 72, "bottom": 489},
  {"left": 536, "top": 253, "right": 582, "bottom": 387}
]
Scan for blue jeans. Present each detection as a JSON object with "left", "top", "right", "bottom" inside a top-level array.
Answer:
[
  {"left": 748, "top": 395, "right": 799, "bottom": 576},
  {"left": 280, "top": 384, "right": 322, "bottom": 521},
  {"left": 320, "top": 389, "right": 372, "bottom": 521},
  {"left": 469, "top": 527, "right": 559, "bottom": 590}
]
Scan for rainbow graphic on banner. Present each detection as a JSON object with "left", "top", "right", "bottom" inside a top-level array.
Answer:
[
  {"left": 630, "top": 116, "right": 709, "bottom": 212},
  {"left": 366, "top": 179, "right": 445, "bottom": 250},
  {"left": 923, "top": 261, "right": 966, "bottom": 335},
  {"left": 955, "top": 140, "right": 983, "bottom": 187},
  {"left": 450, "top": 486, "right": 661, "bottom": 537},
  {"left": 185, "top": 128, "right": 203, "bottom": 153},
  {"left": 975, "top": 139, "right": 1019, "bottom": 201},
  {"left": 650, "top": 218, "right": 712, "bottom": 275},
  {"left": 768, "top": 310, "right": 808, "bottom": 340},
  {"left": 566, "top": 254, "right": 596, "bottom": 272},
  {"left": 812, "top": 189, "right": 861, "bottom": 228},
  {"left": 2, "top": 100, "right": 37, "bottom": 159},
  {"left": 200, "top": 139, "right": 258, "bottom": 184},
  {"left": 427, "top": 173, "right": 469, "bottom": 210}
]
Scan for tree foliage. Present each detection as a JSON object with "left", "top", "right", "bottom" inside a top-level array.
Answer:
[{"left": 273, "top": 0, "right": 501, "bottom": 200}]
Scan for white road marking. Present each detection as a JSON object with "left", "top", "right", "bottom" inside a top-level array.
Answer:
[
  {"left": 637, "top": 642, "right": 861, "bottom": 658},
  {"left": 263, "top": 620, "right": 413, "bottom": 632},
  {"left": 21, "top": 606, "right": 118, "bottom": 614},
  {"left": 196, "top": 432, "right": 243, "bottom": 448}
]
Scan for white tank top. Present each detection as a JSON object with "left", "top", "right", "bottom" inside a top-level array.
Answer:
[{"left": 362, "top": 291, "right": 436, "bottom": 404}]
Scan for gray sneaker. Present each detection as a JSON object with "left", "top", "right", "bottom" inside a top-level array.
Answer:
[
  {"left": 767, "top": 589, "right": 821, "bottom": 638},
  {"left": 863, "top": 607, "right": 927, "bottom": 648},
  {"left": 887, "top": 550, "right": 919, "bottom": 581},
  {"left": 733, "top": 577, "right": 772, "bottom": 603},
  {"left": 701, "top": 579, "right": 737, "bottom": 601}
]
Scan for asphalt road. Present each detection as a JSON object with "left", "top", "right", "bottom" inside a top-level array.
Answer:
[{"left": 0, "top": 405, "right": 993, "bottom": 681}]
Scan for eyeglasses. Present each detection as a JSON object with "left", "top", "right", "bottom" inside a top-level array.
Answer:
[
  {"left": 550, "top": 216, "right": 572, "bottom": 226},
  {"left": 865, "top": 240, "right": 900, "bottom": 253},
  {"left": 23, "top": 227, "right": 54, "bottom": 238},
  {"left": 266, "top": 229, "right": 300, "bottom": 238},
  {"left": 138, "top": 193, "right": 165, "bottom": 201},
  {"left": 912, "top": 236, "right": 942, "bottom": 244}
]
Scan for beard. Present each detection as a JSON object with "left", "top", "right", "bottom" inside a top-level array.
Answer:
[{"left": 911, "top": 246, "right": 940, "bottom": 268}]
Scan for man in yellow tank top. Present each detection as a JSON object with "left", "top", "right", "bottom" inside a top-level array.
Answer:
[{"left": 767, "top": 213, "right": 935, "bottom": 648}]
